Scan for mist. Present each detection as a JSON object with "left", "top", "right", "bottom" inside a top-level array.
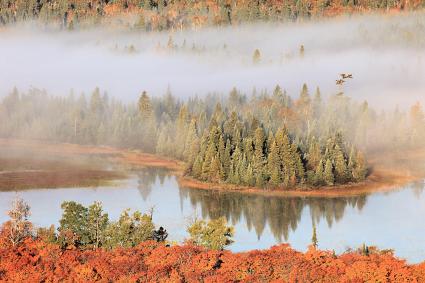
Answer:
[{"left": 1, "top": 12, "right": 425, "bottom": 109}]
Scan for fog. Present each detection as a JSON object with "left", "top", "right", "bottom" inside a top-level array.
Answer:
[{"left": 1, "top": 12, "right": 425, "bottom": 109}]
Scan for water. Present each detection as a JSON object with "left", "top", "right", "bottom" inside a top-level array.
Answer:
[{"left": 1, "top": 168, "right": 425, "bottom": 263}]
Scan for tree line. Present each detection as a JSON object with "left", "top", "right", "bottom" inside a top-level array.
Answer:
[
  {"left": 3, "top": 197, "right": 234, "bottom": 251},
  {"left": 1, "top": 85, "right": 425, "bottom": 188},
  {"left": 1, "top": 0, "right": 423, "bottom": 31}
]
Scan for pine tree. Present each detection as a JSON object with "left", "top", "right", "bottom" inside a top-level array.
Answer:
[
  {"left": 324, "top": 159, "right": 334, "bottom": 186},
  {"left": 267, "top": 130, "right": 275, "bottom": 152},
  {"left": 218, "top": 134, "right": 226, "bottom": 163},
  {"left": 307, "top": 138, "right": 321, "bottom": 170},
  {"left": 138, "top": 91, "right": 153, "bottom": 120},
  {"left": 230, "top": 145, "right": 242, "bottom": 183},
  {"left": 334, "top": 145, "right": 348, "bottom": 184},
  {"left": 273, "top": 85, "right": 283, "bottom": 103},
  {"left": 222, "top": 139, "right": 232, "bottom": 180},
  {"left": 276, "top": 128, "right": 294, "bottom": 187},
  {"left": 244, "top": 163, "right": 255, "bottom": 186},
  {"left": 253, "top": 127, "right": 266, "bottom": 186},
  {"left": 176, "top": 105, "right": 189, "bottom": 158},
  {"left": 268, "top": 141, "right": 281, "bottom": 186},
  {"left": 314, "top": 159, "right": 324, "bottom": 186},
  {"left": 209, "top": 155, "right": 221, "bottom": 182},
  {"left": 87, "top": 201, "right": 109, "bottom": 249},
  {"left": 58, "top": 201, "right": 90, "bottom": 248},
  {"left": 183, "top": 119, "right": 198, "bottom": 162},
  {"left": 299, "top": 83, "right": 310, "bottom": 105},
  {"left": 313, "top": 87, "right": 322, "bottom": 117},
  {"left": 252, "top": 49, "right": 261, "bottom": 64},
  {"left": 192, "top": 155, "right": 204, "bottom": 178},
  {"left": 155, "top": 127, "right": 168, "bottom": 155},
  {"left": 291, "top": 143, "right": 305, "bottom": 184},
  {"left": 352, "top": 151, "right": 367, "bottom": 181}
]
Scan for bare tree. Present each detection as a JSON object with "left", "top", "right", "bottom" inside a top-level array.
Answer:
[{"left": 6, "top": 197, "right": 32, "bottom": 246}]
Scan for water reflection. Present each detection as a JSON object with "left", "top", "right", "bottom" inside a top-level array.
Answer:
[
  {"left": 136, "top": 168, "right": 369, "bottom": 242},
  {"left": 2, "top": 168, "right": 425, "bottom": 262}
]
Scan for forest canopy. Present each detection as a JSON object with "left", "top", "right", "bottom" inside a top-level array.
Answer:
[{"left": 1, "top": 0, "right": 425, "bottom": 31}]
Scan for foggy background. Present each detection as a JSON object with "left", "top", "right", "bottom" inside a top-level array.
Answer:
[{"left": 1, "top": 12, "right": 424, "bottom": 109}]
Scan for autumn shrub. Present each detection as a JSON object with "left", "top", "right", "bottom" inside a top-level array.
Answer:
[{"left": 1, "top": 236, "right": 425, "bottom": 282}]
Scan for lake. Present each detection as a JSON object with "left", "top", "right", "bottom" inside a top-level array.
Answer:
[{"left": 1, "top": 167, "right": 425, "bottom": 263}]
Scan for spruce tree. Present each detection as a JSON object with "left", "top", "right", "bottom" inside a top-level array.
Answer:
[
  {"left": 252, "top": 49, "right": 261, "bottom": 64},
  {"left": 314, "top": 159, "right": 324, "bottom": 186},
  {"left": 87, "top": 201, "right": 109, "bottom": 249},
  {"left": 209, "top": 155, "right": 221, "bottom": 182},
  {"left": 291, "top": 143, "right": 305, "bottom": 184},
  {"left": 324, "top": 159, "right": 334, "bottom": 186},
  {"left": 222, "top": 139, "right": 232, "bottom": 180},
  {"left": 192, "top": 155, "right": 204, "bottom": 178},
  {"left": 352, "top": 151, "right": 367, "bottom": 181},
  {"left": 334, "top": 144, "right": 348, "bottom": 184},
  {"left": 183, "top": 119, "right": 198, "bottom": 162},
  {"left": 138, "top": 91, "right": 153, "bottom": 120},
  {"left": 307, "top": 138, "right": 321, "bottom": 170},
  {"left": 253, "top": 127, "right": 266, "bottom": 186},
  {"left": 268, "top": 141, "right": 281, "bottom": 186}
]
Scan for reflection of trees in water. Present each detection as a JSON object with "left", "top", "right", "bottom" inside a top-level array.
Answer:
[
  {"left": 178, "top": 188, "right": 368, "bottom": 242},
  {"left": 135, "top": 168, "right": 368, "bottom": 242},
  {"left": 136, "top": 168, "right": 172, "bottom": 201},
  {"left": 411, "top": 180, "right": 425, "bottom": 199},
  {"left": 309, "top": 197, "right": 367, "bottom": 228}
]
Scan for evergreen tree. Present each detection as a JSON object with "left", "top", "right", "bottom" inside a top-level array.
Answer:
[
  {"left": 307, "top": 138, "right": 321, "bottom": 170},
  {"left": 334, "top": 145, "right": 348, "bottom": 183},
  {"left": 314, "top": 159, "right": 325, "bottom": 186},
  {"left": 87, "top": 201, "right": 109, "bottom": 249},
  {"left": 252, "top": 49, "right": 261, "bottom": 64},
  {"left": 58, "top": 201, "right": 89, "bottom": 248},
  {"left": 324, "top": 159, "right": 334, "bottom": 186},
  {"left": 253, "top": 127, "right": 266, "bottom": 186},
  {"left": 183, "top": 119, "right": 198, "bottom": 161},
  {"left": 291, "top": 143, "right": 305, "bottom": 184},
  {"left": 268, "top": 141, "right": 281, "bottom": 186},
  {"left": 352, "top": 151, "right": 367, "bottom": 181},
  {"left": 209, "top": 154, "right": 221, "bottom": 182},
  {"left": 192, "top": 155, "right": 204, "bottom": 178},
  {"left": 138, "top": 91, "right": 153, "bottom": 120},
  {"left": 299, "top": 44, "right": 305, "bottom": 58},
  {"left": 313, "top": 87, "right": 322, "bottom": 117},
  {"left": 187, "top": 217, "right": 234, "bottom": 250},
  {"left": 104, "top": 209, "right": 154, "bottom": 249},
  {"left": 222, "top": 139, "right": 232, "bottom": 180}
]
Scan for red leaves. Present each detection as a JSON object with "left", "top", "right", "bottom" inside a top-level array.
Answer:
[{"left": 1, "top": 237, "right": 425, "bottom": 282}]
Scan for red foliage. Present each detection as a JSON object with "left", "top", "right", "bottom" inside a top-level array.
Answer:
[{"left": 1, "top": 237, "right": 425, "bottom": 282}]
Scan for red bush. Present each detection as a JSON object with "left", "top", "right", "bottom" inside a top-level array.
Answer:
[{"left": 1, "top": 237, "right": 424, "bottom": 282}]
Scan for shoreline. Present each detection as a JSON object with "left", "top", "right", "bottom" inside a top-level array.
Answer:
[
  {"left": 0, "top": 138, "right": 423, "bottom": 197},
  {"left": 112, "top": 142, "right": 424, "bottom": 198},
  {"left": 177, "top": 169, "right": 419, "bottom": 198}
]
